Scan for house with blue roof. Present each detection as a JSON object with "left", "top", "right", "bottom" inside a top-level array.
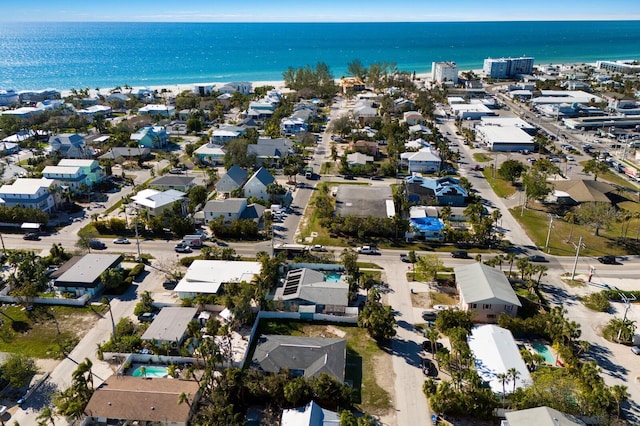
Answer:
[
  {"left": 407, "top": 206, "right": 445, "bottom": 242},
  {"left": 215, "top": 165, "right": 249, "bottom": 196},
  {"left": 405, "top": 175, "right": 468, "bottom": 207},
  {"left": 130, "top": 125, "right": 168, "bottom": 149}
]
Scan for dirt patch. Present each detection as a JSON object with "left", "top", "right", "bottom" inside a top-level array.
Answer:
[
  {"left": 57, "top": 307, "right": 105, "bottom": 338},
  {"left": 371, "top": 353, "right": 396, "bottom": 425},
  {"left": 410, "top": 292, "right": 433, "bottom": 309}
]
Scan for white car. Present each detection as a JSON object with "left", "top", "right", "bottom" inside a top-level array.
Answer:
[
  {"left": 356, "top": 245, "right": 378, "bottom": 255},
  {"left": 433, "top": 305, "right": 459, "bottom": 311},
  {"left": 113, "top": 237, "right": 131, "bottom": 244},
  {"left": 565, "top": 155, "right": 575, "bottom": 161},
  {"left": 310, "top": 245, "right": 327, "bottom": 252}
]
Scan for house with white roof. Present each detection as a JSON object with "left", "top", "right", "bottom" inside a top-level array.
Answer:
[
  {"left": 468, "top": 325, "right": 531, "bottom": 394},
  {"left": 49, "top": 133, "right": 92, "bottom": 159},
  {"left": 450, "top": 100, "right": 494, "bottom": 120},
  {"left": 352, "top": 100, "right": 378, "bottom": 124},
  {"left": 217, "top": 82, "right": 252, "bottom": 95},
  {"left": 57, "top": 159, "right": 105, "bottom": 185},
  {"left": 131, "top": 188, "right": 186, "bottom": 217},
  {"left": 402, "top": 111, "right": 424, "bottom": 126},
  {"left": 173, "top": 260, "right": 262, "bottom": 298},
  {"left": 0, "top": 178, "right": 55, "bottom": 213},
  {"left": 455, "top": 262, "right": 521, "bottom": 323},
  {"left": 243, "top": 167, "right": 275, "bottom": 201},
  {"left": 280, "top": 401, "right": 339, "bottom": 426},
  {"left": 77, "top": 104, "right": 112, "bottom": 121},
  {"left": 400, "top": 147, "right": 442, "bottom": 174},
  {"left": 0, "top": 106, "right": 45, "bottom": 119},
  {"left": 130, "top": 125, "right": 168, "bottom": 149},
  {"left": 138, "top": 104, "right": 175, "bottom": 117},
  {"left": 211, "top": 124, "right": 245, "bottom": 144},
  {"left": 503, "top": 406, "right": 586, "bottom": 426},
  {"left": 42, "top": 166, "right": 88, "bottom": 191},
  {"left": 194, "top": 143, "right": 225, "bottom": 165},
  {"left": 346, "top": 152, "right": 374, "bottom": 166}
]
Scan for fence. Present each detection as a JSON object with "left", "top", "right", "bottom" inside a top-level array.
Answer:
[{"left": 0, "top": 294, "right": 89, "bottom": 306}]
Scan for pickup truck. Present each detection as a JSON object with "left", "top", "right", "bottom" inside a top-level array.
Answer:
[{"left": 356, "top": 245, "right": 379, "bottom": 255}]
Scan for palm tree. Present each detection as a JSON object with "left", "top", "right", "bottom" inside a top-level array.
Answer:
[
  {"left": 178, "top": 391, "right": 192, "bottom": 409},
  {"left": 36, "top": 406, "right": 56, "bottom": 426},
  {"left": 505, "top": 253, "right": 517, "bottom": 278},
  {"left": 424, "top": 327, "right": 440, "bottom": 358},
  {"left": 610, "top": 384, "right": 630, "bottom": 419},
  {"left": 497, "top": 372, "right": 508, "bottom": 399},
  {"left": 101, "top": 296, "right": 116, "bottom": 339},
  {"left": 564, "top": 211, "right": 577, "bottom": 242},
  {"left": 507, "top": 367, "right": 520, "bottom": 394}
]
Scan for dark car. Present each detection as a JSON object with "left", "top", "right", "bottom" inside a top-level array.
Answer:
[
  {"left": 421, "top": 340, "right": 444, "bottom": 353},
  {"left": 422, "top": 310, "right": 437, "bottom": 321},
  {"left": 23, "top": 233, "right": 40, "bottom": 241},
  {"left": 343, "top": 174, "right": 355, "bottom": 180},
  {"left": 528, "top": 255, "right": 548, "bottom": 262},
  {"left": 420, "top": 358, "right": 438, "bottom": 377},
  {"left": 597, "top": 255, "right": 617, "bottom": 264},
  {"left": 89, "top": 240, "right": 106, "bottom": 250},
  {"left": 138, "top": 312, "right": 156, "bottom": 323},
  {"left": 451, "top": 250, "right": 468, "bottom": 259},
  {"left": 400, "top": 254, "right": 411, "bottom": 263},
  {"left": 163, "top": 279, "right": 178, "bottom": 289}
]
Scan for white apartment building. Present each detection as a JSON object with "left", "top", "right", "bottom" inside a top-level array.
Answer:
[
  {"left": 483, "top": 57, "right": 534, "bottom": 79},
  {"left": 0, "top": 178, "right": 55, "bottom": 212},
  {"left": 432, "top": 61, "right": 459, "bottom": 84}
]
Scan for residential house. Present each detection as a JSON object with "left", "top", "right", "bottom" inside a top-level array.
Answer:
[
  {"left": 468, "top": 325, "right": 531, "bottom": 394},
  {"left": 173, "top": 260, "right": 262, "bottom": 299},
  {"left": 49, "top": 133, "right": 92, "bottom": 158},
  {"left": 42, "top": 166, "right": 88, "bottom": 192},
  {"left": 405, "top": 175, "right": 468, "bottom": 206},
  {"left": 280, "top": 401, "right": 339, "bottom": 426},
  {"left": 549, "top": 179, "right": 615, "bottom": 205},
  {"left": 141, "top": 307, "right": 198, "bottom": 350},
  {"left": 404, "top": 138, "right": 431, "bottom": 150},
  {"left": 408, "top": 124, "right": 432, "bottom": 136},
  {"left": 57, "top": 159, "right": 105, "bottom": 185},
  {"left": 98, "top": 146, "right": 151, "bottom": 161},
  {"left": 252, "top": 336, "right": 346, "bottom": 382},
  {"left": 0, "top": 141, "right": 19, "bottom": 155},
  {"left": 350, "top": 140, "right": 379, "bottom": 156},
  {"left": 346, "top": 152, "right": 374, "bottom": 166},
  {"left": 243, "top": 167, "right": 275, "bottom": 201},
  {"left": 193, "top": 83, "right": 215, "bottom": 96},
  {"left": 217, "top": 82, "right": 252, "bottom": 95},
  {"left": 130, "top": 188, "right": 187, "bottom": 217},
  {"left": 52, "top": 254, "right": 124, "bottom": 297},
  {"left": 352, "top": 100, "right": 378, "bottom": 125},
  {"left": 0, "top": 89, "right": 19, "bottom": 106},
  {"left": 138, "top": 104, "right": 175, "bottom": 117},
  {"left": 400, "top": 147, "right": 442, "bottom": 174},
  {"left": 165, "top": 120, "right": 187, "bottom": 135},
  {"left": 18, "top": 89, "right": 60, "bottom": 103},
  {"left": 211, "top": 124, "right": 245, "bottom": 144},
  {"left": 248, "top": 137, "right": 293, "bottom": 167},
  {"left": 77, "top": 104, "right": 112, "bottom": 121},
  {"left": 455, "top": 262, "right": 521, "bottom": 323},
  {"left": 402, "top": 111, "right": 424, "bottom": 126},
  {"left": 130, "top": 125, "right": 168, "bottom": 149},
  {"left": 503, "top": 406, "right": 586, "bottom": 426},
  {"left": 0, "top": 106, "right": 45, "bottom": 119},
  {"left": 149, "top": 175, "right": 196, "bottom": 192},
  {"left": 105, "top": 92, "right": 130, "bottom": 107},
  {"left": 273, "top": 268, "right": 349, "bottom": 313},
  {"left": 340, "top": 77, "right": 366, "bottom": 94},
  {"left": 280, "top": 117, "right": 308, "bottom": 136},
  {"left": 407, "top": 208, "right": 445, "bottom": 242},
  {"left": 83, "top": 376, "right": 199, "bottom": 426},
  {"left": 202, "top": 198, "right": 247, "bottom": 224},
  {"left": 215, "top": 165, "right": 249, "bottom": 196},
  {"left": 0, "top": 178, "right": 55, "bottom": 213}
]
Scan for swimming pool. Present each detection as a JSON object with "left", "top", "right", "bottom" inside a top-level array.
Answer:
[
  {"left": 532, "top": 343, "right": 555, "bottom": 364},
  {"left": 324, "top": 272, "right": 343, "bottom": 283},
  {"left": 130, "top": 365, "right": 169, "bottom": 378}
]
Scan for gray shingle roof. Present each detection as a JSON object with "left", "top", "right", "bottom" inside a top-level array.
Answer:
[
  {"left": 141, "top": 307, "right": 198, "bottom": 342},
  {"left": 150, "top": 175, "right": 195, "bottom": 187},
  {"left": 203, "top": 198, "right": 246, "bottom": 214},
  {"left": 252, "top": 336, "right": 346, "bottom": 382},
  {"left": 455, "top": 262, "right": 521, "bottom": 306},
  {"left": 216, "top": 165, "right": 248, "bottom": 193}
]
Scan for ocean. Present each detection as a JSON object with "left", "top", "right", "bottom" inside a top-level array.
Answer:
[{"left": 0, "top": 21, "right": 639, "bottom": 91}]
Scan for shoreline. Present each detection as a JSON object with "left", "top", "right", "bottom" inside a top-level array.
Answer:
[{"left": 54, "top": 62, "right": 591, "bottom": 99}]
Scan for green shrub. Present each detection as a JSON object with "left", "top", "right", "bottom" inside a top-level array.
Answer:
[
  {"left": 128, "top": 264, "right": 145, "bottom": 278},
  {"left": 581, "top": 292, "right": 611, "bottom": 312},
  {"left": 179, "top": 256, "right": 199, "bottom": 267}
]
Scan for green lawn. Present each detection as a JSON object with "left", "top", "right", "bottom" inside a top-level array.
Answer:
[
  {"left": 509, "top": 206, "right": 640, "bottom": 256},
  {"left": 256, "top": 320, "right": 393, "bottom": 415},
  {"left": 0, "top": 305, "right": 105, "bottom": 358},
  {"left": 482, "top": 169, "right": 518, "bottom": 198},
  {"left": 473, "top": 153, "right": 493, "bottom": 163}
]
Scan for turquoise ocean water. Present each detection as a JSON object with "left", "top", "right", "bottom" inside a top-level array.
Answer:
[{"left": 0, "top": 21, "right": 639, "bottom": 91}]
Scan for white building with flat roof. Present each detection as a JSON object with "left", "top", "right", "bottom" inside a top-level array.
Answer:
[
  {"left": 476, "top": 125, "right": 534, "bottom": 152},
  {"left": 174, "top": 260, "right": 262, "bottom": 298},
  {"left": 0, "top": 178, "right": 55, "bottom": 212},
  {"left": 483, "top": 57, "right": 534, "bottom": 79},
  {"left": 432, "top": 61, "right": 459, "bottom": 84},
  {"left": 450, "top": 100, "right": 494, "bottom": 120},
  {"left": 531, "top": 90, "right": 603, "bottom": 106},
  {"left": 131, "top": 188, "right": 186, "bottom": 217}
]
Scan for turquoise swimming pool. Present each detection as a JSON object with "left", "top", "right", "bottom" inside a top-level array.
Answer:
[
  {"left": 532, "top": 343, "right": 555, "bottom": 364},
  {"left": 130, "top": 365, "right": 169, "bottom": 378},
  {"left": 324, "top": 272, "right": 343, "bottom": 283}
]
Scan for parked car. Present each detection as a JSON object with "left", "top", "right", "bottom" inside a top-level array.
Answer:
[
  {"left": 113, "top": 237, "right": 130, "bottom": 244},
  {"left": 421, "top": 310, "right": 438, "bottom": 321},
  {"left": 528, "top": 255, "right": 547, "bottom": 262},
  {"left": 565, "top": 155, "right": 575, "bottom": 161},
  {"left": 23, "top": 233, "right": 40, "bottom": 241},
  {"left": 433, "top": 305, "right": 458, "bottom": 311},
  {"left": 451, "top": 250, "right": 469, "bottom": 259},
  {"left": 370, "top": 175, "right": 383, "bottom": 180},
  {"left": 168, "top": 168, "right": 184, "bottom": 174},
  {"left": 163, "top": 279, "right": 178, "bottom": 289},
  {"left": 174, "top": 243, "right": 192, "bottom": 253},
  {"left": 310, "top": 244, "right": 327, "bottom": 252},
  {"left": 356, "top": 245, "right": 378, "bottom": 255},
  {"left": 89, "top": 240, "right": 106, "bottom": 250},
  {"left": 597, "top": 255, "right": 617, "bottom": 264},
  {"left": 421, "top": 357, "right": 438, "bottom": 377},
  {"left": 400, "top": 254, "right": 411, "bottom": 263},
  {"left": 421, "top": 340, "right": 444, "bottom": 353},
  {"left": 472, "top": 164, "right": 484, "bottom": 171},
  {"left": 343, "top": 174, "right": 355, "bottom": 180},
  {"left": 632, "top": 346, "right": 640, "bottom": 355},
  {"left": 138, "top": 312, "right": 156, "bottom": 323}
]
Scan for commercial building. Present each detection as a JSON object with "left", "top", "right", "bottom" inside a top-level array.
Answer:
[
  {"left": 476, "top": 125, "right": 534, "bottom": 152},
  {"left": 483, "top": 57, "right": 534, "bottom": 79},
  {"left": 432, "top": 61, "right": 459, "bottom": 84}
]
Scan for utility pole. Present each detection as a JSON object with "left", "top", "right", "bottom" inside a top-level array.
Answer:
[
  {"left": 570, "top": 235, "right": 585, "bottom": 280},
  {"left": 544, "top": 214, "right": 554, "bottom": 253}
]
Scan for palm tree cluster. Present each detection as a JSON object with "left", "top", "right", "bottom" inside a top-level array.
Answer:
[{"left": 54, "top": 358, "right": 95, "bottom": 420}]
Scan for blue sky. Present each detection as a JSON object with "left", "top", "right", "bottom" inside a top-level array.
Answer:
[{"left": 3, "top": 0, "right": 640, "bottom": 22}]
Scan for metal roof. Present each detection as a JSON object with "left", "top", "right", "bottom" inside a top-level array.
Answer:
[
  {"left": 455, "top": 262, "right": 521, "bottom": 306},
  {"left": 141, "top": 307, "right": 198, "bottom": 342},
  {"left": 54, "top": 254, "right": 123, "bottom": 286}
]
